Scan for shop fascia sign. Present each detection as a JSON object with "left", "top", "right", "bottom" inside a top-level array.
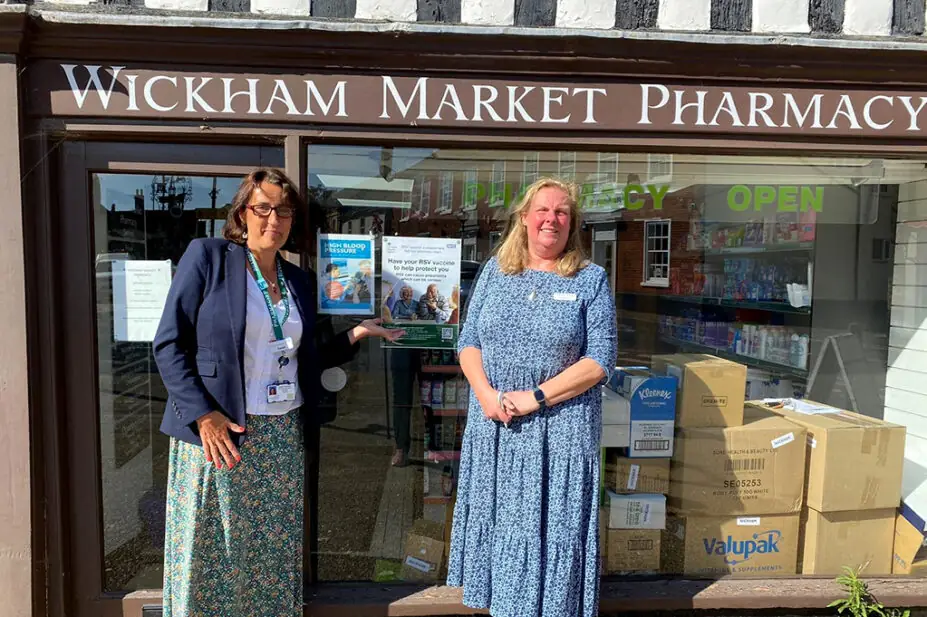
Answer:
[{"left": 34, "top": 63, "right": 927, "bottom": 138}]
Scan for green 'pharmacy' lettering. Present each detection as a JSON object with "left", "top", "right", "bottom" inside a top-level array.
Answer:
[
  {"left": 727, "top": 185, "right": 824, "bottom": 212},
  {"left": 461, "top": 182, "right": 825, "bottom": 213}
]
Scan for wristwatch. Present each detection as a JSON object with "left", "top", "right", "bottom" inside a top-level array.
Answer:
[{"left": 533, "top": 387, "right": 547, "bottom": 410}]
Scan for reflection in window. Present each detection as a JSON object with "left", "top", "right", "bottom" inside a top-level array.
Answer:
[
  {"left": 523, "top": 152, "right": 539, "bottom": 186},
  {"left": 305, "top": 144, "right": 925, "bottom": 583},
  {"left": 558, "top": 151, "right": 577, "bottom": 181},
  {"left": 643, "top": 219, "right": 671, "bottom": 285},
  {"left": 439, "top": 172, "right": 454, "bottom": 214},
  {"left": 462, "top": 170, "right": 478, "bottom": 211},
  {"left": 491, "top": 161, "right": 506, "bottom": 207},
  {"left": 92, "top": 173, "right": 243, "bottom": 592}
]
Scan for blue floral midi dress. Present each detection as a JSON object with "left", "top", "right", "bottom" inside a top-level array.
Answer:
[{"left": 447, "top": 257, "right": 618, "bottom": 617}]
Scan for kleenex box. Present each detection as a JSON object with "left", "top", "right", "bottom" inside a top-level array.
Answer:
[
  {"left": 606, "top": 490, "right": 666, "bottom": 530},
  {"left": 604, "top": 367, "right": 677, "bottom": 458}
]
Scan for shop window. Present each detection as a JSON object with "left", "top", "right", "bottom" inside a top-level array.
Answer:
[
  {"left": 642, "top": 219, "right": 671, "bottom": 287},
  {"left": 523, "top": 152, "right": 540, "bottom": 186},
  {"left": 648, "top": 153, "right": 673, "bottom": 183},
  {"left": 417, "top": 178, "right": 432, "bottom": 218},
  {"left": 438, "top": 171, "right": 454, "bottom": 214},
  {"left": 558, "top": 151, "right": 577, "bottom": 181},
  {"left": 462, "top": 169, "right": 478, "bottom": 211},
  {"left": 90, "top": 172, "right": 245, "bottom": 591},
  {"left": 490, "top": 161, "right": 506, "bottom": 207},
  {"left": 303, "top": 144, "right": 926, "bottom": 585}
]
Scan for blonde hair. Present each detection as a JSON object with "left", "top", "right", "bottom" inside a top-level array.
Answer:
[{"left": 495, "top": 177, "right": 587, "bottom": 277}]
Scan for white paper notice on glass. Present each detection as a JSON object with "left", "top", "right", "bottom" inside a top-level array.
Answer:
[{"left": 112, "top": 260, "right": 173, "bottom": 342}]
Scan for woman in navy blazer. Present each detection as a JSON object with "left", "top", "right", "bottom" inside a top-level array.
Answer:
[{"left": 153, "top": 168, "right": 402, "bottom": 617}]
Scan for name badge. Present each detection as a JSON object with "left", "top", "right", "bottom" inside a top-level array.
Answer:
[
  {"left": 267, "top": 381, "right": 297, "bottom": 403},
  {"left": 553, "top": 292, "right": 577, "bottom": 302},
  {"left": 269, "top": 337, "right": 294, "bottom": 353}
]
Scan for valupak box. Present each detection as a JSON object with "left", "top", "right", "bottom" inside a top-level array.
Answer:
[
  {"left": 603, "top": 366, "right": 677, "bottom": 457},
  {"left": 893, "top": 503, "right": 926, "bottom": 574},
  {"left": 652, "top": 354, "right": 746, "bottom": 428},
  {"left": 801, "top": 508, "right": 896, "bottom": 575},
  {"left": 663, "top": 513, "right": 800, "bottom": 576},
  {"left": 747, "top": 399, "right": 905, "bottom": 512},
  {"left": 669, "top": 408, "right": 807, "bottom": 515},
  {"left": 606, "top": 490, "right": 666, "bottom": 530},
  {"left": 606, "top": 451, "right": 670, "bottom": 495}
]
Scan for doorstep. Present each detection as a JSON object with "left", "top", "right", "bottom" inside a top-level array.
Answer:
[{"left": 122, "top": 579, "right": 927, "bottom": 617}]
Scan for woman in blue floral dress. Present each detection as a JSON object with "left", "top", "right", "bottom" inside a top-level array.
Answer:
[{"left": 447, "top": 178, "right": 618, "bottom": 617}]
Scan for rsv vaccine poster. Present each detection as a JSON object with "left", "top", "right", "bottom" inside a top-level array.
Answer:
[{"left": 381, "top": 236, "right": 461, "bottom": 350}]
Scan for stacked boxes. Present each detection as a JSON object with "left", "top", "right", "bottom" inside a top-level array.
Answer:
[
  {"left": 599, "top": 353, "right": 912, "bottom": 578},
  {"left": 600, "top": 367, "right": 676, "bottom": 574},
  {"left": 653, "top": 354, "right": 804, "bottom": 576},
  {"left": 747, "top": 399, "right": 906, "bottom": 576}
]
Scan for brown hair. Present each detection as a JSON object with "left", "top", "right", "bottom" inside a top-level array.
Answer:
[
  {"left": 223, "top": 168, "right": 307, "bottom": 252},
  {"left": 495, "top": 177, "right": 587, "bottom": 277}
]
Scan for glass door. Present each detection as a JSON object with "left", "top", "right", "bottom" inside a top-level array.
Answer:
[{"left": 56, "top": 142, "right": 283, "bottom": 617}]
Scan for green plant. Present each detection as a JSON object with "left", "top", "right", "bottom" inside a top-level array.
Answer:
[{"left": 828, "top": 565, "right": 911, "bottom": 617}]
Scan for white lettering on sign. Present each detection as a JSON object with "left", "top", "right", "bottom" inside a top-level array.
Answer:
[{"left": 52, "top": 64, "right": 927, "bottom": 137}]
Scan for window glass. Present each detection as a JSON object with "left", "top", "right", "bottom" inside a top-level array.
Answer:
[
  {"left": 308, "top": 145, "right": 927, "bottom": 582},
  {"left": 92, "top": 173, "right": 243, "bottom": 591}
]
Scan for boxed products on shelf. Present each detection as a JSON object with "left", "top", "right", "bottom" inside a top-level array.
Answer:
[
  {"left": 606, "top": 452, "right": 670, "bottom": 495},
  {"left": 746, "top": 400, "right": 905, "bottom": 512},
  {"left": 669, "top": 407, "right": 807, "bottom": 515},
  {"left": 657, "top": 313, "right": 810, "bottom": 372},
  {"left": 602, "top": 367, "right": 677, "bottom": 457},
  {"left": 605, "top": 491, "right": 666, "bottom": 530},
  {"left": 745, "top": 369, "right": 794, "bottom": 400},
  {"left": 601, "top": 387, "right": 630, "bottom": 448},
  {"left": 663, "top": 513, "right": 801, "bottom": 576},
  {"left": 652, "top": 354, "right": 746, "bottom": 428}
]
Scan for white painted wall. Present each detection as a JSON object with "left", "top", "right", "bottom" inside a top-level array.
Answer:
[
  {"left": 461, "top": 0, "right": 515, "bottom": 25},
  {"left": 844, "top": 0, "right": 894, "bottom": 36},
  {"left": 753, "top": 0, "right": 810, "bottom": 33},
  {"left": 657, "top": 0, "right": 711, "bottom": 30},
  {"left": 355, "top": 0, "right": 417, "bottom": 21},
  {"left": 884, "top": 179, "right": 927, "bottom": 522},
  {"left": 145, "top": 0, "right": 208, "bottom": 10},
  {"left": 557, "top": 0, "right": 614, "bottom": 29},
  {"left": 253, "top": 0, "right": 309, "bottom": 16}
]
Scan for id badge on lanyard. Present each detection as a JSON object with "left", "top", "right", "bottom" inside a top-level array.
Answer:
[{"left": 246, "top": 249, "right": 298, "bottom": 404}]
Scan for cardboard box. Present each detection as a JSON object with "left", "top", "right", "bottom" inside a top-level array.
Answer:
[
  {"left": 653, "top": 354, "right": 746, "bottom": 428},
  {"left": 601, "top": 421, "right": 630, "bottom": 448},
  {"left": 893, "top": 504, "right": 926, "bottom": 574},
  {"left": 606, "top": 491, "right": 666, "bottom": 530},
  {"left": 602, "top": 367, "right": 677, "bottom": 457},
  {"left": 606, "top": 452, "right": 670, "bottom": 494},
  {"left": 400, "top": 519, "right": 446, "bottom": 582},
  {"left": 606, "top": 529, "right": 661, "bottom": 573},
  {"left": 748, "top": 399, "right": 905, "bottom": 512},
  {"left": 670, "top": 407, "right": 807, "bottom": 515},
  {"left": 801, "top": 507, "right": 895, "bottom": 575},
  {"left": 663, "top": 513, "right": 800, "bottom": 576},
  {"left": 599, "top": 507, "right": 608, "bottom": 568}
]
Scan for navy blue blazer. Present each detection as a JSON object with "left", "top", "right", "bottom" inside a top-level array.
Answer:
[{"left": 153, "top": 238, "right": 357, "bottom": 447}]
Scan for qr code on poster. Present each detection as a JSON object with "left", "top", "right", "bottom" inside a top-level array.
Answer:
[{"left": 441, "top": 328, "right": 453, "bottom": 341}]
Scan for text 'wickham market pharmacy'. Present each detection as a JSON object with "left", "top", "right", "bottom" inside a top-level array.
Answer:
[{"left": 32, "top": 63, "right": 927, "bottom": 138}]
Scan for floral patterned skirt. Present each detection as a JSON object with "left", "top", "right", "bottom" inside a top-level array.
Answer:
[{"left": 162, "top": 412, "right": 304, "bottom": 617}]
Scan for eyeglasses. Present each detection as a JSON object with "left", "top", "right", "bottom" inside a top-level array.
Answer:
[{"left": 247, "top": 204, "right": 296, "bottom": 218}]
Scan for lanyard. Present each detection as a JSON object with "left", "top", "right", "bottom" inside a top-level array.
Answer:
[{"left": 245, "top": 249, "right": 289, "bottom": 342}]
